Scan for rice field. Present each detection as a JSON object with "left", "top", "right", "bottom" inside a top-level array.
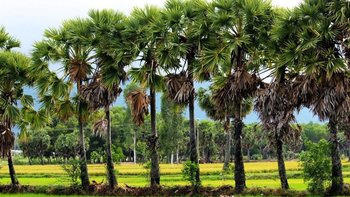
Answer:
[
  {"left": 0, "top": 160, "right": 349, "bottom": 191},
  {"left": 0, "top": 161, "right": 304, "bottom": 175}
]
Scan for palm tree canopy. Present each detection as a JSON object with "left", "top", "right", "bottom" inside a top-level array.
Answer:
[{"left": 273, "top": 0, "right": 350, "bottom": 121}]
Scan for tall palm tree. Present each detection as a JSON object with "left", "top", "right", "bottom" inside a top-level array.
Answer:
[
  {"left": 253, "top": 7, "right": 304, "bottom": 190},
  {"left": 162, "top": 0, "right": 213, "bottom": 188},
  {"left": 273, "top": 0, "right": 350, "bottom": 193},
  {"left": 255, "top": 80, "right": 301, "bottom": 189},
  {"left": 126, "top": 6, "right": 165, "bottom": 186},
  {"left": 0, "top": 28, "right": 34, "bottom": 185},
  {"left": 79, "top": 9, "right": 132, "bottom": 189},
  {"left": 198, "top": 0, "right": 273, "bottom": 192},
  {"left": 32, "top": 18, "right": 95, "bottom": 188}
]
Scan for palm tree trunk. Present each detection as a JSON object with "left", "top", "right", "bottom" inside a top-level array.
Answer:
[
  {"left": 275, "top": 131, "right": 289, "bottom": 190},
  {"left": 233, "top": 102, "right": 246, "bottom": 193},
  {"left": 150, "top": 86, "right": 160, "bottom": 186},
  {"left": 8, "top": 153, "right": 18, "bottom": 186},
  {"left": 223, "top": 118, "right": 231, "bottom": 171},
  {"left": 329, "top": 117, "right": 343, "bottom": 194},
  {"left": 189, "top": 83, "right": 200, "bottom": 190},
  {"left": 134, "top": 130, "right": 137, "bottom": 164},
  {"left": 77, "top": 83, "right": 89, "bottom": 188},
  {"left": 105, "top": 107, "right": 117, "bottom": 189}
]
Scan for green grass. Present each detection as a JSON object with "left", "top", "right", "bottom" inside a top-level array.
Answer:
[{"left": 1, "top": 161, "right": 350, "bottom": 191}]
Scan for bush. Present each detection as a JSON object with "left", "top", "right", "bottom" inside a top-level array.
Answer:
[
  {"left": 221, "top": 163, "right": 233, "bottom": 180},
  {"left": 61, "top": 159, "right": 81, "bottom": 186},
  {"left": 112, "top": 145, "right": 126, "bottom": 163},
  {"left": 299, "top": 139, "right": 331, "bottom": 193},
  {"left": 182, "top": 160, "right": 201, "bottom": 188},
  {"left": 143, "top": 161, "right": 151, "bottom": 182},
  {"left": 251, "top": 154, "right": 263, "bottom": 160}
]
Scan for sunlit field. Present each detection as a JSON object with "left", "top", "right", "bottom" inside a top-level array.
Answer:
[
  {"left": 0, "top": 161, "right": 304, "bottom": 175},
  {"left": 1, "top": 161, "right": 350, "bottom": 191}
]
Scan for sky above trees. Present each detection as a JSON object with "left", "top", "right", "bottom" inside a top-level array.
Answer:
[{"left": 0, "top": 0, "right": 319, "bottom": 124}]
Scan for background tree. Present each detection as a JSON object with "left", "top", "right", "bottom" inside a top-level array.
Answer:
[
  {"left": 159, "top": 94, "right": 185, "bottom": 164},
  {"left": 27, "top": 130, "right": 50, "bottom": 165}
]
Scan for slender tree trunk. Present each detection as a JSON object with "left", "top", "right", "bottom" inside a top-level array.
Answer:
[
  {"left": 134, "top": 130, "right": 137, "bottom": 164},
  {"left": 275, "top": 131, "right": 289, "bottom": 190},
  {"left": 105, "top": 107, "right": 117, "bottom": 189},
  {"left": 223, "top": 118, "right": 231, "bottom": 171},
  {"left": 233, "top": 102, "right": 246, "bottom": 193},
  {"left": 329, "top": 117, "right": 343, "bottom": 194},
  {"left": 187, "top": 49, "right": 200, "bottom": 191},
  {"left": 77, "top": 83, "right": 89, "bottom": 188},
  {"left": 247, "top": 149, "right": 250, "bottom": 161},
  {"left": 171, "top": 151, "right": 174, "bottom": 165},
  {"left": 8, "top": 153, "right": 18, "bottom": 186},
  {"left": 176, "top": 147, "right": 179, "bottom": 164},
  {"left": 189, "top": 83, "right": 200, "bottom": 190},
  {"left": 149, "top": 86, "right": 160, "bottom": 186}
]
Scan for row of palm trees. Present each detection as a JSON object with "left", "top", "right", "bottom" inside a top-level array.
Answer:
[{"left": 0, "top": 0, "right": 349, "bottom": 194}]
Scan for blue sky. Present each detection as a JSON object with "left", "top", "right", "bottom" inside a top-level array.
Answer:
[{"left": 1, "top": 0, "right": 321, "bottom": 123}]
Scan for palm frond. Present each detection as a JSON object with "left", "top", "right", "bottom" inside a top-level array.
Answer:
[{"left": 126, "top": 89, "right": 149, "bottom": 126}]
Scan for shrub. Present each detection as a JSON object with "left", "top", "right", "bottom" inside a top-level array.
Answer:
[
  {"left": 182, "top": 160, "right": 201, "bottom": 188},
  {"left": 221, "top": 163, "right": 233, "bottom": 180},
  {"left": 112, "top": 145, "right": 126, "bottom": 163},
  {"left": 61, "top": 159, "right": 81, "bottom": 186},
  {"left": 251, "top": 154, "right": 263, "bottom": 160},
  {"left": 299, "top": 139, "right": 331, "bottom": 193},
  {"left": 143, "top": 161, "right": 151, "bottom": 182}
]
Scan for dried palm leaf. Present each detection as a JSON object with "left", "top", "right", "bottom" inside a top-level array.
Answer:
[
  {"left": 213, "top": 68, "right": 260, "bottom": 112},
  {"left": 127, "top": 90, "right": 149, "bottom": 126},
  {"left": 81, "top": 74, "right": 122, "bottom": 110},
  {"left": 294, "top": 73, "right": 350, "bottom": 121},
  {"left": 0, "top": 123, "right": 14, "bottom": 158},
  {"left": 255, "top": 80, "right": 302, "bottom": 149},
  {"left": 93, "top": 119, "right": 107, "bottom": 138},
  {"left": 69, "top": 60, "right": 90, "bottom": 82},
  {"left": 165, "top": 72, "right": 194, "bottom": 104}
]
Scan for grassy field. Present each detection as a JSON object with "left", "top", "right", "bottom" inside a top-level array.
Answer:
[{"left": 0, "top": 160, "right": 349, "bottom": 191}]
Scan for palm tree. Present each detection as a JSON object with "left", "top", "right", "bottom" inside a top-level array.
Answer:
[
  {"left": 255, "top": 80, "right": 302, "bottom": 189},
  {"left": 126, "top": 6, "right": 165, "bottom": 186},
  {"left": 0, "top": 28, "right": 34, "bottom": 185},
  {"left": 162, "top": 0, "right": 213, "bottom": 188},
  {"left": 81, "top": 74, "right": 121, "bottom": 189},
  {"left": 253, "top": 7, "right": 304, "bottom": 189},
  {"left": 79, "top": 9, "right": 132, "bottom": 189},
  {"left": 198, "top": 0, "right": 273, "bottom": 192},
  {"left": 32, "top": 18, "right": 95, "bottom": 188},
  {"left": 273, "top": 0, "right": 350, "bottom": 193}
]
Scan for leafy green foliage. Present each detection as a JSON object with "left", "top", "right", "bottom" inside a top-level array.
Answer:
[
  {"left": 299, "top": 140, "right": 331, "bottom": 193},
  {"left": 61, "top": 159, "right": 81, "bottom": 186},
  {"left": 182, "top": 161, "right": 201, "bottom": 188}
]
